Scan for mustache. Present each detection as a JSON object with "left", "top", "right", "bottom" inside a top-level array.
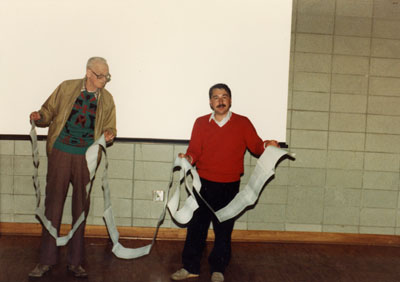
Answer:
[{"left": 217, "top": 104, "right": 226, "bottom": 108}]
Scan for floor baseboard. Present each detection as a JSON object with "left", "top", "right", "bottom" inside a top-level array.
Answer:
[{"left": 1, "top": 222, "right": 400, "bottom": 246}]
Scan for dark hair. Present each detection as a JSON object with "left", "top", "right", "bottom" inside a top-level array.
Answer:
[{"left": 209, "top": 83, "right": 231, "bottom": 99}]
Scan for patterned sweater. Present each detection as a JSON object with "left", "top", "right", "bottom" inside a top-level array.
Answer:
[{"left": 53, "top": 90, "right": 97, "bottom": 154}]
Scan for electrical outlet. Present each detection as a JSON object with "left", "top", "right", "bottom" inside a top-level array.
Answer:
[{"left": 153, "top": 190, "right": 164, "bottom": 202}]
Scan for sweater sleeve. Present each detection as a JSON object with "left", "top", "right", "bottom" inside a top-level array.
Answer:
[
  {"left": 243, "top": 117, "right": 265, "bottom": 157},
  {"left": 186, "top": 118, "right": 202, "bottom": 165}
]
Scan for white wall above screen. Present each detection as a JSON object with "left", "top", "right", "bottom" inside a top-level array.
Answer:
[{"left": 0, "top": 0, "right": 292, "bottom": 141}]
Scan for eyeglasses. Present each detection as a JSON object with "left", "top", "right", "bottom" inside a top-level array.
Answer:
[{"left": 90, "top": 69, "right": 111, "bottom": 82}]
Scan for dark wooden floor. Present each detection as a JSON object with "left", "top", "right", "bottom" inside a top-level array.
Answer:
[{"left": 1, "top": 235, "right": 400, "bottom": 282}]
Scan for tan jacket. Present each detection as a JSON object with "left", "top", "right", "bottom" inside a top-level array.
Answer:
[{"left": 36, "top": 78, "right": 117, "bottom": 155}]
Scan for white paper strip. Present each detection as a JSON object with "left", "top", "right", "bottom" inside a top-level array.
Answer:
[
  {"left": 166, "top": 146, "right": 294, "bottom": 224},
  {"left": 30, "top": 122, "right": 161, "bottom": 259}
]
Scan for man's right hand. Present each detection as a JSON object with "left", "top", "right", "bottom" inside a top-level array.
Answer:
[
  {"left": 30, "top": 111, "right": 41, "bottom": 121},
  {"left": 178, "top": 153, "right": 193, "bottom": 164}
]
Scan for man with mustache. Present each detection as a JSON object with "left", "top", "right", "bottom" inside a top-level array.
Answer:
[
  {"left": 28, "top": 57, "right": 116, "bottom": 279},
  {"left": 171, "top": 83, "right": 278, "bottom": 282}
]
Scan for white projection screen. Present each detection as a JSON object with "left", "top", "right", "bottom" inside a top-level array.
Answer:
[{"left": 0, "top": 0, "right": 292, "bottom": 142}]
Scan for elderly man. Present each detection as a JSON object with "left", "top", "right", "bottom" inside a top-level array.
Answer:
[
  {"left": 28, "top": 57, "right": 116, "bottom": 278},
  {"left": 171, "top": 83, "right": 278, "bottom": 282}
]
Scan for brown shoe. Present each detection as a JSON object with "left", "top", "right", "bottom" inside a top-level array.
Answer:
[
  {"left": 67, "top": 264, "right": 88, "bottom": 278},
  {"left": 28, "top": 264, "right": 51, "bottom": 278}
]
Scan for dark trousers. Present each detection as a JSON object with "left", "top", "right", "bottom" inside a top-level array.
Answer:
[
  {"left": 182, "top": 178, "right": 240, "bottom": 274},
  {"left": 39, "top": 148, "right": 90, "bottom": 266}
]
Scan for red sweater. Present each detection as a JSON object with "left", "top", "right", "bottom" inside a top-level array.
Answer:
[{"left": 186, "top": 112, "right": 265, "bottom": 183}]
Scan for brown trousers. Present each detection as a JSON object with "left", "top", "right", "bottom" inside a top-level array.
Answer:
[{"left": 39, "top": 148, "right": 91, "bottom": 266}]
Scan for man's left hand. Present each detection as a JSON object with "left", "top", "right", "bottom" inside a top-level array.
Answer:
[
  {"left": 264, "top": 140, "right": 280, "bottom": 148},
  {"left": 104, "top": 130, "right": 115, "bottom": 143}
]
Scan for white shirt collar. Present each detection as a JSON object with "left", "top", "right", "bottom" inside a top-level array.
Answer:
[{"left": 209, "top": 111, "right": 232, "bottom": 127}]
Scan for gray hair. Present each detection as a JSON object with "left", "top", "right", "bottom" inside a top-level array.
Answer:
[{"left": 86, "top": 57, "right": 108, "bottom": 69}]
